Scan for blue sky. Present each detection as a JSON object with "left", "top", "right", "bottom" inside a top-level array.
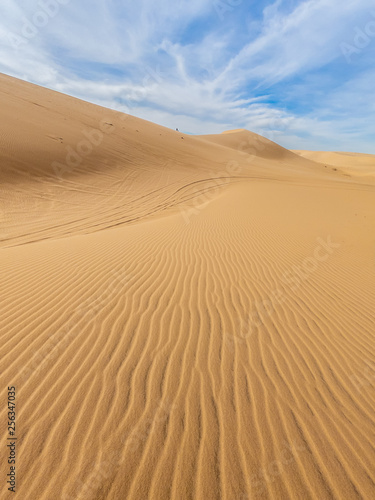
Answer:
[{"left": 1, "top": 0, "right": 375, "bottom": 152}]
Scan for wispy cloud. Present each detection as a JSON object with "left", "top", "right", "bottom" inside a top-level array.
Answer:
[{"left": 0, "top": 0, "right": 374, "bottom": 152}]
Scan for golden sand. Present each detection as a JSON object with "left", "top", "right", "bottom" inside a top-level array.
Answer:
[{"left": 1, "top": 73, "right": 375, "bottom": 499}]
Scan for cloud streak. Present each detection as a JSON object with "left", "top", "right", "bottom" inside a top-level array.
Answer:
[{"left": 0, "top": 0, "right": 374, "bottom": 152}]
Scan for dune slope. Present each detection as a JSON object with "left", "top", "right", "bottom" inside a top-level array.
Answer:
[
  {"left": 293, "top": 150, "right": 375, "bottom": 183},
  {"left": 1, "top": 74, "right": 375, "bottom": 500},
  {"left": 200, "top": 129, "right": 303, "bottom": 162}
]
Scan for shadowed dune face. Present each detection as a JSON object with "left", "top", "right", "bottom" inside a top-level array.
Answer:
[{"left": 1, "top": 74, "right": 375, "bottom": 500}]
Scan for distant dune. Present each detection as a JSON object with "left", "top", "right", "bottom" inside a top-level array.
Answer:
[
  {"left": 293, "top": 150, "right": 375, "bottom": 181},
  {"left": 1, "top": 73, "right": 375, "bottom": 500},
  {"left": 200, "top": 129, "right": 305, "bottom": 162}
]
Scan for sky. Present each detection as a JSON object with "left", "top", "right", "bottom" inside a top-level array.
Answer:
[{"left": 0, "top": 0, "right": 375, "bottom": 152}]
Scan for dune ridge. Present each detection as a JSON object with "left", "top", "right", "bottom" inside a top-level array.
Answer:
[{"left": 1, "top": 74, "right": 375, "bottom": 500}]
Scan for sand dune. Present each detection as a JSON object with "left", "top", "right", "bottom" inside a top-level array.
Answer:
[
  {"left": 293, "top": 150, "right": 375, "bottom": 183},
  {"left": 200, "top": 129, "right": 304, "bottom": 162},
  {"left": 1, "top": 73, "right": 375, "bottom": 500}
]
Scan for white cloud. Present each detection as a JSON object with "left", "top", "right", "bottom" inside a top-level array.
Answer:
[
  {"left": 0, "top": 0, "right": 374, "bottom": 152},
  {"left": 215, "top": 0, "right": 375, "bottom": 87}
]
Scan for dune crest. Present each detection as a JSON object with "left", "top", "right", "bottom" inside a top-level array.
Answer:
[{"left": 201, "top": 129, "right": 315, "bottom": 162}]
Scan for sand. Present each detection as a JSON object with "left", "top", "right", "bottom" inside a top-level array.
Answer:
[{"left": 1, "top": 73, "right": 375, "bottom": 499}]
